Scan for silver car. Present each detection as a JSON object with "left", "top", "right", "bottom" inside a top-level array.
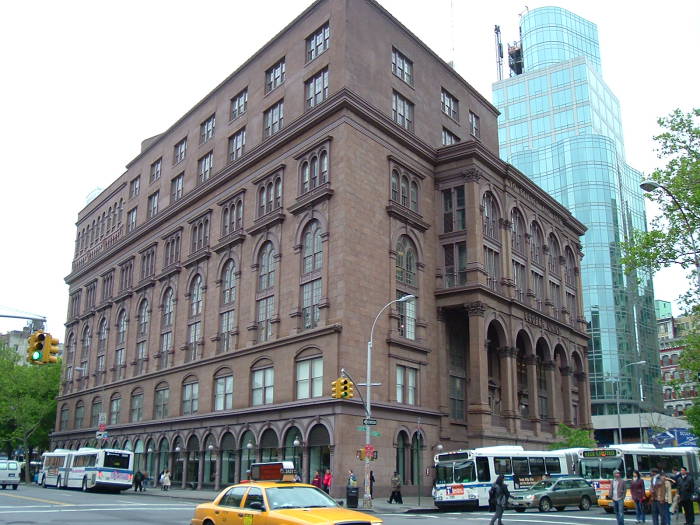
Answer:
[{"left": 509, "top": 477, "right": 597, "bottom": 512}]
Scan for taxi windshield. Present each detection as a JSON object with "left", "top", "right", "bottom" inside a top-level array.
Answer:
[{"left": 266, "top": 486, "right": 338, "bottom": 509}]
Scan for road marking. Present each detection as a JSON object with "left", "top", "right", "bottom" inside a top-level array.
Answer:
[
  {"left": 0, "top": 504, "right": 194, "bottom": 514},
  {"left": 0, "top": 493, "right": 72, "bottom": 505}
]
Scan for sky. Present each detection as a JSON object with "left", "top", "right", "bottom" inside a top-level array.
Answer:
[{"left": 0, "top": 0, "right": 698, "bottom": 337}]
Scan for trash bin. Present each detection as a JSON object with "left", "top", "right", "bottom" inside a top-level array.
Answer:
[{"left": 346, "top": 486, "right": 359, "bottom": 508}]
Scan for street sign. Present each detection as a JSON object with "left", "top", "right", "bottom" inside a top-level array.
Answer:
[
  {"left": 356, "top": 426, "right": 367, "bottom": 431},
  {"left": 362, "top": 418, "right": 377, "bottom": 426},
  {"left": 371, "top": 431, "right": 381, "bottom": 437},
  {"left": 96, "top": 431, "right": 108, "bottom": 439}
]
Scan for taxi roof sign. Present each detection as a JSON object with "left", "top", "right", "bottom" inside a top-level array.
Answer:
[{"left": 250, "top": 461, "right": 297, "bottom": 482}]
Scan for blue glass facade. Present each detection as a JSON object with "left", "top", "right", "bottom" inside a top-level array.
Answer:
[{"left": 493, "top": 7, "right": 661, "bottom": 416}]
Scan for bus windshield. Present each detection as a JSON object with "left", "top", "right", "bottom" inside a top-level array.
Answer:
[
  {"left": 104, "top": 452, "right": 131, "bottom": 469},
  {"left": 579, "top": 457, "right": 623, "bottom": 479},
  {"left": 435, "top": 461, "right": 476, "bottom": 484}
]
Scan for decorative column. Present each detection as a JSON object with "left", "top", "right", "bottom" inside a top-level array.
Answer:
[
  {"left": 543, "top": 360, "right": 557, "bottom": 426},
  {"left": 214, "top": 449, "right": 221, "bottom": 491},
  {"left": 464, "top": 169, "right": 485, "bottom": 285},
  {"left": 181, "top": 453, "right": 188, "bottom": 489},
  {"left": 436, "top": 308, "right": 452, "bottom": 437},
  {"left": 526, "top": 354, "right": 540, "bottom": 426},
  {"left": 560, "top": 366, "right": 573, "bottom": 425},
  {"left": 575, "top": 371, "right": 592, "bottom": 428},
  {"left": 197, "top": 448, "right": 205, "bottom": 490},
  {"left": 499, "top": 346, "right": 518, "bottom": 433},
  {"left": 500, "top": 219, "right": 515, "bottom": 299},
  {"left": 466, "top": 301, "right": 489, "bottom": 430}
]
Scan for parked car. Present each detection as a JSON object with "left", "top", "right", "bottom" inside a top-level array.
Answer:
[{"left": 509, "top": 477, "right": 597, "bottom": 512}]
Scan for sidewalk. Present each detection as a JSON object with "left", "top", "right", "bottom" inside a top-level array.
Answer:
[{"left": 128, "top": 486, "right": 437, "bottom": 513}]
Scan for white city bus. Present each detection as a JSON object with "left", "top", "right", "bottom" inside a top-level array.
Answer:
[
  {"left": 39, "top": 449, "right": 72, "bottom": 488},
  {"left": 577, "top": 444, "right": 700, "bottom": 499},
  {"left": 433, "top": 446, "right": 582, "bottom": 509},
  {"left": 40, "top": 448, "right": 134, "bottom": 491}
]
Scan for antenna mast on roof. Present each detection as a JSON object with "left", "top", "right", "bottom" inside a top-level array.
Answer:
[{"left": 494, "top": 25, "right": 503, "bottom": 81}]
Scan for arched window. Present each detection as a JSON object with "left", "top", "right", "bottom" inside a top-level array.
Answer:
[
  {"left": 482, "top": 192, "right": 499, "bottom": 240},
  {"left": 301, "top": 161, "right": 310, "bottom": 193},
  {"left": 274, "top": 178, "right": 282, "bottom": 209},
  {"left": 319, "top": 151, "right": 328, "bottom": 184},
  {"left": 190, "top": 275, "right": 203, "bottom": 317},
  {"left": 258, "top": 243, "right": 276, "bottom": 291},
  {"left": 75, "top": 401, "right": 85, "bottom": 429},
  {"left": 65, "top": 333, "right": 76, "bottom": 364},
  {"left": 548, "top": 234, "right": 561, "bottom": 275},
  {"left": 214, "top": 368, "right": 234, "bottom": 411},
  {"left": 98, "top": 318, "right": 108, "bottom": 353},
  {"left": 396, "top": 237, "right": 417, "bottom": 287},
  {"left": 310, "top": 157, "right": 318, "bottom": 189},
  {"left": 258, "top": 186, "right": 266, "bottom": 217},
  {"left": 154, "top": 382, "right": 169, "bottom": 419},
  {"left": 511, "top": 209, "right": 525, "bottom": 254},
  {"left": 301, "top": 222, "right": 323, "bottom": 330},
  {"left": 565, "top": 247, "right": 576, "bottom": 285},
  {"left": 257, "top": 242, "right": 276, "bottom": 342},
  {"left": 531, "top": 222, "right": 544, "bottom": 265},
  {"left": 117, "top": 310, "right": 127, "bottom": 345},
  {"left": 391, "top": 170, "right": 399, "bottom": 202},
  {"left": 400, "top": 176, "right": 409, "bottom": 207},
  {"left": 662, "top": 355, "right": 670, "bottom": 367},
  {"left": 409, "top": 181, "right": 418, "bottom": 212},
  {"left": 60, "top": 405, "right": 69, "bottom": 431},
  {"left": 138, "top": 300, "right": 150, "bottom": 337},
  {"left": 182, "top": 377, "right": 199, "bottom": 415},
  {"left": 221, "top": 260, "right": 236, "bottom": 306},
  {"left": 162, "top": 288, "right": 174, "bottom": 328}
]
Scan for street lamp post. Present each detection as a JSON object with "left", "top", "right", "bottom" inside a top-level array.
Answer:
[
  {"left": 640, "top": 180, "right": 700, "bottom": 289},
  {"left": 362, "top": 294, "right": 415, "bottom": 509},
  {"left": 615, "top": 360, "right": 646, "bottom": 444},
  {"left": 292, "top": 439, "right": 301, "bottom": 478}
]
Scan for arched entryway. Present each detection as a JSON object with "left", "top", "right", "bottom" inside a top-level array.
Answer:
[
  {"left": 395, "top": 430, "right": 409, "bottom": 484},
  {"left": 239, "top": 431, "right": 256, "bottom": 479},
  {"left": 220, "top": 432, "right": 236, "bottom": 485},
  {"left": 171, "top": 436, "right": 183, "bottom": 485},
  {"left": 260, "top": 429, "right": 279, "bottom": 462},
  {"left": 283, "top": 427, "right": 304, "bottom": 480},
  {"left": 203, "top": 434, "right": 217, "bottom": 488},
  {"left": 307, "top": 425, "right": 330, "bottom": 486},
  {"left": 186, "top": 435, "right": 200, "bottom": 488}
]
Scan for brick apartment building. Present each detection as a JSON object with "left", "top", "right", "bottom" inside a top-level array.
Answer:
[{"left": 54, "top": 0, "right": 590, "bottom": 496}]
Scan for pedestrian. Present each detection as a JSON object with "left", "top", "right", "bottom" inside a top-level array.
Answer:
[
  {"left": 159, "top": 470, "right": 165, "bottom": 491},
  {"left": 370, "top": 471, "right": 375, "bottom": 499},
  {"left": 651, "top": 468, "right": 665, "bottom": 525},
  {"left": 671, "top": 468, "right": 681, "bottom": 520},
  {"left": 323, "top": 469, "right": 332, "bottom": 494},
  {"left": 133, "top": 470, "right": 144, "bottom": 492},
  {"left": 609, "top": 469, "right": 626, "bottom": 525},
  {"left": 312, "top": 471, "right": 322, "bottom": 489},
  {"left": 162, "top": 469, "right": 171, "bottom": 492},
  {"left": 347, "top": 470, "right": 357, "bottom": 487},
  {"left": 489, "top": 474, "right": 511, "bottom": 525},
  {"left": 630, "top": 469, "right": 647, "bottom": 524},
  {"left": 677, "top": 467, "right": 695, "bottom": 525},
  {"left": 388, "top": 471, "right": 403, "bottom": 504},
  {"left": 142, "top": 471, "right": 148, "bottom": 491}
]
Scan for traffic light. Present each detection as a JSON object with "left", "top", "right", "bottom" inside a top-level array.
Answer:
[
  {"left": 42, "top": 333, "right": 60, "bottom": 364},
  {"left": 338, "top": 378, "right": 354, "bottom": 398},
  {"left": 26, "top": 330, "right": 45, "bottom": 365},
  {"left": 330, "top": 379, "right": 339, "bottom": 399}
]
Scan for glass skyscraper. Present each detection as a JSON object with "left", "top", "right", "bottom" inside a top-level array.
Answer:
[{"left": 493, "top": 7, "right": 662, "bottom": 420}]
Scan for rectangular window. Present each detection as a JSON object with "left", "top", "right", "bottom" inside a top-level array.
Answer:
[
  {"left": 484, "top": 247, "right": 500, "bottom": 291},
  {"left": 302, "top": 279, "right": 322, "bottom": 329},
  {"left": 513, "top": 260, "right": 526, "bottom": 302},
  {"left": 219, "top": 310, "right": 234, "bottom": 353},
  {"left": 174, "top": 137, "right": 187, "bottom": 164},
  {"left": 136, "top": 341, "right": 147, "bottom": 375},
  {"left": 170, "top": 173, "right": 184, "bottom": 203},
  {"left": 391, "top": 47, "right": 413, "bottom": 85},
  {"left": 441, "top": 89, "right": 459, "bottom": 120},
  {"left": 215, "top": 375, "right": 233, "bottom": 411},
  {"left": 469, "top": 111, "right": 480, "bottom": 138},
  {"left": 150, "top": 158, "right": 162, "bottom": 183},
  {"left": 198, "top": 151, "right": 214, "bottom": 184},
  {"left": 396, "top": 365, "right": 417, "bottom": 405},
  {"left": 442, "top": 128, "right": 459, "bottom": 146},
  {"left": 296, "top": 357, "right": 323, "bottom": 399},
  {"left": 256, "top": 296, "right": 274, "bottom": 342},
  {"left": 263, "top": 100, "right": 284, "bottom": 138},
  {"left": 109, "top": 397, "right": 121, "bottom": 425},
  {"left": 532, "top": 271, "right": 544, "bottom": 311},
  {"left": 306, "top": 22, "right": 330, "bottom": 62},
  {"left": 252, "top": 367, "right": 274, "bottom": 406},
  {"left": 114, "top": 348, "right": 125, "bottom": 380},
  {"left": 392, "top": 91, "right": 414, "bottom": 131},
  {"left": 129, "top": 176, "right": 140, "bottom": 198},
  {"left": 228, "top": 128, "right": 246, "bottom": 162},
  {"left": 155, "top": 388, "right": 169, "bottom": 419},
  {"left": 182, "top": 382, "right": 199, "bottom": 415},
  {"left": 200, "top": 114, "right": 216, "bottom": 144},
  {"left": 305, "top": 68, "right": 329, "bottom": 109},
  {"left": 130, "top": 394, "right": 143, "bottom": 422},
  {"left": 127, "top": 208, "right": 137, "bottom": 233},
  {"left": 147, "top": 191, "right": 159, "bottom": 219},
  {"left": 566, "top": 292, "right": 577, "bottom": 323},
  {"left": 230, "top": 89, "right": 248, "bottom": 121},
  {"left": 549, "top": 281, "right": 561, "bottom": 319},
  {"left": 265, "top": 58, "right": 286, "bottom": 93},
  {"left": 443, "top": 242, "right": 467, "bottom": 287},
  {"left": 396, "top": 292, "right": 416, "bottom": 340},
  {"left": 449, "top": 376, "right": 465, "bottom": 420},
  {"left": 186, "top": 322, "right": 201, "bottom": 362},
  {"left": 442, "top": 187, "right": 465, "bottom": 232},
  {"left": 159, "top": 332, "right": 172, "bottom": 370}
]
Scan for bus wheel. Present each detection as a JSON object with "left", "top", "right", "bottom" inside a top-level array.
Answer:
[
  {"left": 82, "top": 478, "right": 88, "bottom": 492},
  {"left": 538, "top": 497, "right": 552, "bottom": 512},
  {"left": 12, "top": 485, "right": 18, "bottom": 490},
  {"left": 41, "top": 476, "right": 46, "bottom": 488},
  {"left": 1, "top": 485, "right": 5, "bottom": 490},
  {"left": 579, "top": 496, "right": 591, "bottom": 511}
]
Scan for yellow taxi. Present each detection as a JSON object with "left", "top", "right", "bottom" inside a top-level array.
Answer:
[
  {"left": 596, "top": 479, "right": 654, "bottom": 514},
  {"left": 191, "top": 462, "right": 383, "bottom": 525}
]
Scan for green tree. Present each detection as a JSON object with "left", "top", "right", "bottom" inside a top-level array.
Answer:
[
  {"left": 622, "top": 108, "right": 700, "bottom": 436},
  {"left": 0, "top": 343, "right": 61, "bottom": 482},
  {"left": 548, "top": 423, "right": 597, "bottom": 450}
]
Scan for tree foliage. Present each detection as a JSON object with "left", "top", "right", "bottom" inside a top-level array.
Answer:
[
  {"left": 548, "top": 423, "right": 597, "bottom": 450},
  {"left": 0, "top": 343, "right": 61, "bottom": 480},
  {"left": 622, "top": 108, "right": 700, "bottom": 436}
]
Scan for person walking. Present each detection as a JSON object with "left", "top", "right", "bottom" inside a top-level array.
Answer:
[
  {"left": 388, "top": 472, "right": 403, "bottom": 504},
  {"left": 158, "top": 470, "right": 165, "bottom": 491},
  {"left": 162, "top": 469, "right": 171, "bottom": 492},
  {"left": 133, "top": 470, "right": 144, "bottom": 492},
  {"left": 489, "top": 474, "right": 511, "bottom": 525},
  {"left": 630, "top": 469, "right": 647, "bottom": 524},
  {"left": 677, "top": 467, "right": 695, "bottom": 525},
  {"left": 370, "top": 471, "right": 375, "bottom": 499},
  {"left": 311, "top": 471, "right": 322, "bottom": 489},
  {"left": 671, "top": 468, "right": 681, "bottom": 521},
  {"left": 347, "top": 470, "right": 357, "bottom": 487},
  {"left": 323, "top": 469, "right": 332, "bottom": 494},
  {"left": 651, "top": 468, "right": 666, "bottom": 525},
  {"left": 609, "top": 469, "right": 626, "bottom": 525}
]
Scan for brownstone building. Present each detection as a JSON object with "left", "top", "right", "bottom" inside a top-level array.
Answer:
[{"left": 55, "top": 0, "right": 591, "bottom": 496}]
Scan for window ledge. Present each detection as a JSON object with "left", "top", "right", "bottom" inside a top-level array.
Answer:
[
  {"left": 247, "top": 210, "right": 286, "bottom": 236},
  {"left": 385, "top": 202, "right": 430, "bottom": 232}
]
